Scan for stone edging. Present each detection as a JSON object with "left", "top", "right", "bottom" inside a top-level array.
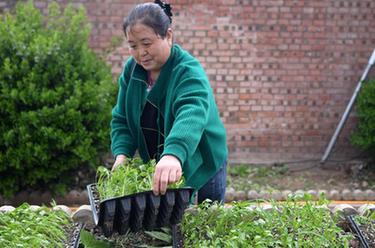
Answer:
[
  {"left": 1, "top": 187, "right": 375, "bottom": 206},
  {"left": 225, "top": 188, "right": 375, "bottom": 202}
]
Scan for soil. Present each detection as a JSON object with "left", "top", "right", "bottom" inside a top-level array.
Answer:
[{"left": 226, "top": 160, "right": 375, "bottom": 193}]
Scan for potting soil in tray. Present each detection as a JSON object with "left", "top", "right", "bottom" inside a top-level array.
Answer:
[{"left": 87, "top": 183, "right": 193, "bottom": 237}]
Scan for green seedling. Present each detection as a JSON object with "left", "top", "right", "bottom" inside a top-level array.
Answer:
[
  {"left": 182, "top": 194, "right": 353, "bottom": 247},
  {"left": 96, "top": 158, "right": 185, "bottom": 200},
  {"left": 0, "top": 203, "right": 72, "bottom": 247}
]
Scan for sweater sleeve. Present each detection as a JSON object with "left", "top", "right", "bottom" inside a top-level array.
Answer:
[
  {"left": 110, "top": 60, "right": 137, "bottom": 158},
  {"left": 162, "top": 76, "right": 209, "bottom": 166}
]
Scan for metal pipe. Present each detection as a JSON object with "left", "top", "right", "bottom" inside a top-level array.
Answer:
[{"left": 321, "top": 48, "right": 375, "bottom": 163}]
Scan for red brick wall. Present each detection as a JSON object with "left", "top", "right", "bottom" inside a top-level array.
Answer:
[{"left": 1, "top": 0, "right": 375, "bottom": 164}]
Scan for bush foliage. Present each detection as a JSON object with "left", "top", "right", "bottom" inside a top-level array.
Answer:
[
  {"left": 351, "top": 79, "right": 375, "bottom": 160},
  {"left": 0, "top": 1, "right": 116, "bottom": 197}
]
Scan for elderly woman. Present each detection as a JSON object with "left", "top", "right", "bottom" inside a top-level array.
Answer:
[{"left": 111, "top": 0, "right": 228, "bottom": 203}]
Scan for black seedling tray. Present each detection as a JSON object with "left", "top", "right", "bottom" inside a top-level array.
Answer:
[
  {"left": 172, "top": 224, "right": 184, "bottom": 248},
  {"left": 67, "top": 222, "right": 84, "bottom": 248},
  {"left": 346, "top": 215, "right": 370, "bottom": 248},
  {"left": 87, "top": 183, "right": 193, "bottom": 237}
]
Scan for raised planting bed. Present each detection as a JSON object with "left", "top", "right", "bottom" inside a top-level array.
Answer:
[
  {"left": 181, "top": 195, "right": 357, "bottom": 247},
  {"left": 0, "top": 203, "right": 83, "bottom": 247},
  {"left": 77, "top": 194, "right": 375, "bottom": 247}
]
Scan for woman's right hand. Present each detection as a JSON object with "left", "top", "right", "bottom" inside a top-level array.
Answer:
[{"left": 112, "top": 154, "right": 127, "bottom": 171}]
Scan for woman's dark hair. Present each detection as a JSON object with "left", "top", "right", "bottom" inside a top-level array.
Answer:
[{"left": 123, "top": 1, "right": 173, "bottom": 38}]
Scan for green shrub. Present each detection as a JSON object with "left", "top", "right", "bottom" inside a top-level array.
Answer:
[
  {"left": 351, "top": 79, "right": 375, "bottom": 160},
  {"left": 0, "top": 1, "right": 116, "bottom": 197}
]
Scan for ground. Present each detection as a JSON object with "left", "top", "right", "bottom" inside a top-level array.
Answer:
[{"left": 226, "top": 160, "right": 375, "bottom": 192}]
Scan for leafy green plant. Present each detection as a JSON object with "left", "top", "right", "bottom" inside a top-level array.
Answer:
[
  {"left": 355, "top": 211, "right": 375, "bottom": 224},
  {"left": 0, "top": 1, "right": 116, "bottom": 197},
  {"left": 351, "top": 79, "right": 375, "bottom": 161},
  {"left": 227, "top": 164, "right": 252, "bottom": 177},
  {"left": 182, "top": 194, "right": 353, "bottom": 247},
  {"left": 96, "top": 158, "right": 185, "bottom": 200},
  {"left": 80, "top": 230, "right": 113, "bottom": 248},
  {"left": 0, "top": 203, "right": 72, "bottom": 247},
  {"left": 144, "top": 227, "right": 173, "bottom": 244}
]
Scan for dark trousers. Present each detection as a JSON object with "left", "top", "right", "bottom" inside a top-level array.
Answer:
[{"left": 197, "top": 160, "right": 227, "bottom": 204}]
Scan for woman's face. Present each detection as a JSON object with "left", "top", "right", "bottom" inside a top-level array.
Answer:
[{"left": 126, "top": 23, "right": 172, "bottom": 76}]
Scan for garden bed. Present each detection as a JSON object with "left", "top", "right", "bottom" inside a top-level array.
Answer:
[
  {"left": 181, "top": 198, "right": 355, "bottom": 247},
  {"left": 0, "top": 203, "right": 83, "bottom": 247},
  {"left": 74, "top": 196, "right": 375, "bottom": 247},
  {"left": 2, "top": 200, "right": 374, "bottom": 247}
]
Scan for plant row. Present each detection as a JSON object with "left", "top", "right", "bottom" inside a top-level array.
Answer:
[{"left": 0, "top": 203, "right": 79, "bottom": 247}]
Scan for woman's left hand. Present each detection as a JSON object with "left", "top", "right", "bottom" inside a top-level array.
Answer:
[{"left": 153, "top": 155, "right": 182, "bottom": 195}]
